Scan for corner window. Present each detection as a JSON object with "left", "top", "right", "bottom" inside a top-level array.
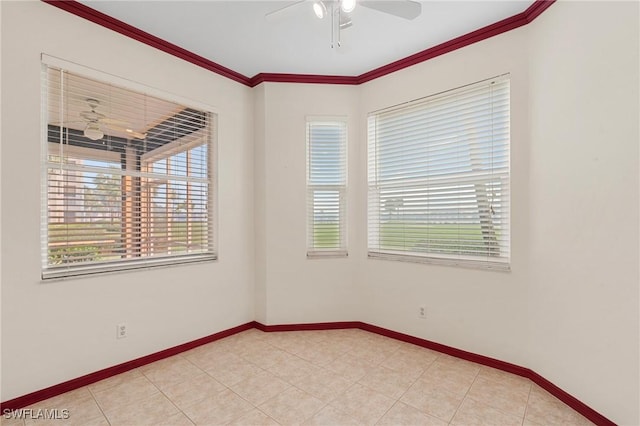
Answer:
[
  {"left": 367, "top": 76, "right": 510, "bottom": 270},
  {"left": 306, "top": 119, "right": 347, "bottom": 257},
  {"left": 43, "top": 63, "right": 216, "bottom": 279}
]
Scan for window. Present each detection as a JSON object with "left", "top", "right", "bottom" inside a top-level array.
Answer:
[
  {"left": 306, "top": 119, "right": 347, "bottom": 257},
  {"left": 43, "top": 62, "right": 216, "bottom": 279},
  {"left": 367, "top": 76, "right": 510, "bottom": 269}
]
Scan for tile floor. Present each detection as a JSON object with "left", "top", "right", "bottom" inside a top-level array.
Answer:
[{"left": 3, "top": 328, "right": 594, "bottom": 426}]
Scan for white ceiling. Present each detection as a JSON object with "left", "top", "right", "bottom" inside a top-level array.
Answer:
[{"left": 79, "top": 0, "right": 534, "bottom": 78}]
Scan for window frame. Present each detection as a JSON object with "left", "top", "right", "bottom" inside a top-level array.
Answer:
[
  {"left": 41, "top": 56, "right": 218, "bottom": 280},
  {"left": 367, "top": 76, "right": 511, "bottom": 271},
  {"left": 305, "top": 117, "right": 348, "bottom": 258}
]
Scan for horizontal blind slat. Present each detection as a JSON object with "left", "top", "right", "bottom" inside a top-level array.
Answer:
[
  {"left": 43, "top": 65, "right": 216, "bottom": 278},
  {"left": 367, "top": 77, "right": 510, "bottom": 267}
]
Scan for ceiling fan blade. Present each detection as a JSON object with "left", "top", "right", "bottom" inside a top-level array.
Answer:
[
  {"left": 100, "top": 117, "right": 130, "bottom": 127},
  {"left": 49, "top": 120, "right": 85, "bottom": 125},
  {"left": 360, "top": 0, "right": 422, "bottom": 20},
  {"left": 265, "top": 0, "right": 306, "bottom": 22},
  {"left": 103, "top": 122, "right": 146, "bottom": 139}
]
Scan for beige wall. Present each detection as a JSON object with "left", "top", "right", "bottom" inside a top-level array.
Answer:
[
  {"left": 1, "top": 1, "right": 255, "bottom": 401},
  {"left": 356, "top": 25, "right": 531, "bottom": 367},
  {"left": 527, "top": 1, "right": 639, "bottom": 423},
  {"left": 1, "top": 1, "right": 638, "bottom": 424},
  {"left": 255, "top": 83, "right": 361, "bottom": 325}
]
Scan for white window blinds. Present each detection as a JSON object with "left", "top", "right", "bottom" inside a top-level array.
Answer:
[
  {"left": 367, "top": 76, "right": 510, "bottom": 269},
  {"left": 306, "top": 120, "right": 347, "bottom": 256},
  {"left": 42, "top": 63, "right": 216, "bottom": 279}
]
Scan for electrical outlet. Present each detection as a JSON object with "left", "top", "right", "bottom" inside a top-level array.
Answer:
[
  {"left": 117, "top": 323, "right": 127, "bottom": 339},
  {"left": 418, "top": 305, "right": 426, "bottom": 319}
]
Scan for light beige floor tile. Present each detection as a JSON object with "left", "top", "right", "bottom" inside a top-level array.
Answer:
[
  {"left": 302, "top": 405, "right": 361, "bottom": 426},
  {"left": 377, "top": 401, "right": 448, "bottom": 426},
  {"left": 92, "top": 375, "right": 159, "bottom": 413},
  {"left": 477, "top": 366, "right": 531, "bottom": 391},
  {"left": 347, "top": 341, "right": 395, "bottom": 366},
  {"left": 140, "top": 356, "right": 203, "bottom": 390},
  {"left": 523, "top": 417, "right": 545, "bottom": 426},
  {"left": 451, "top": 397, "right": 523, "bottom": 426},
  {"left": 228, "top": 409, "right": 280, "bottom": 426},
  {"left": 230, "top": 370, "right": 291, "bottom": 406},
  {"left": 465, "top": 374, "right": 530, "bottom": 417},
  {"left": 221, "top": 329, "right": 267, "bottom": 348},
  {"left": 380, "top": 346, "right": 439, "bottom": 378},
  {"left": 0, "top": 416, "right": 26, "bottom": 426},
  {"left": 263, "top": 331, "right": 314, "bottom": 352},
  {"left": 183, "top": 343, "right": 237, "bottom": 371},
  {"left": 291, "top": 368, "right": 354, "bottom": 403},
  {"left": 103, "top": 392, "right": 180, "bottom": 426},
  {"left": 88, "top": 369, "right": 144, "bottom": 393},
  {"left": 23, "top": 415, "right": 109, "bottom": 426},
  {"left": 525, "top": 385, "right": 594, "bottom": 426},
  {"left": 14, "top": 330, "right": 600, "bottom": 426},
  {"left": 258, "top": 388, "right": 325, "bottom": 425},
  {"left": 434, "top": 355, "right": 482, "bottom": 376},
  {"left": 418, "top": 371, "right": 473, "bottom": 398},
  {"left": 205, "top": 354, "right": 264, "bottom": 387},
  {"left": 24, "top": 394, "right": 104, "bottom": 426},
  {"left": 182, "top": 389, "right": 254, "bottom": 425},
  {"left": 242, "top": 346, "right": 292, "bottom": 370},
  {"left": 155, "top": 412, "right": 194, "bottom": 426},
  {"left": 357, "top": 365, "right": 416, "bottom": 399},
  {"left": 420, "top": 358, "right": 479, "bottom": 395},
  {"left": 267, "top": 353, "right": 320, "bottom": 383},
  {"left": 291, "top": 342, "right": 346, "bottom": 367},
  {"left": 233, "top": 339, "right": 273, "bottom": 359},
  {"left": 329, "top": 383, "right": 395, "bottom": 425},
  {"left": 161, "top": 373, "right": 226, "bottom": 409},
  {"left": 325, "top": 353, "right": 376, "bottom": 382},
  {"left": 400, "top": 376, "right": 465, "bottom": 422}
]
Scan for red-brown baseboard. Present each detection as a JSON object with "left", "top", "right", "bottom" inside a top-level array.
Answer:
[
  {"left": 1, "top": 320, "right": 615, "bottom": 426},
  {"left": 256, "top": 321, "right": 615, "bottom": 426},
  {"left": 0, "top": 322, "right": 254, "bottom": 413}
]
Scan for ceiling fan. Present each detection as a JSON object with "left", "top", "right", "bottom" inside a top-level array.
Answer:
[
  {"left": 266, "top": 0, "right": 422, "bottom": 48},
  {"left": 74, "top": 98, "right": 146, "bottom": 141}
]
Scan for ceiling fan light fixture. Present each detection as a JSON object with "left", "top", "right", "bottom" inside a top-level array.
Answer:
[
  {"left": 313, "top": 1, "right": 326, "bottom": 19},
  {"left": 340, "top": 0, "right": 356, "bottom": 13},
  {"left": 84, "top": 122, "right": 104, "bottom": 140}
]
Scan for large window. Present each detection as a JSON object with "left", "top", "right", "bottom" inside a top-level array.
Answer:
[
  {"left": 43, "top": 62, "right": 216, "bottom": 279},
  {"left": 367, "top": 76, "right": 510, "bottom": 269},
  {"left": 306, "top": 119, "right": 347, "bottom": 257}
]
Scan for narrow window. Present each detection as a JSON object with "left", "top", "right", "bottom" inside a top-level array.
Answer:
[
  {"left": 43, "top": 63, "right": 216, "bottom": 279},
  {"left": 306, "top": 119, "right": 347, "bottom": 257},
  {"left": 367, "top": 76, "right": 510, "bottom": 269}
]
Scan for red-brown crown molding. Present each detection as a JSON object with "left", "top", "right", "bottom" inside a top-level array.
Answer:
[
  {"left": 249, "top": 73, "right": 359, "bottom": 87},
  {"left": 42, "top": 0, "right": 555, "bottom": 87},
  {"left": 41, "top": 0, "right": 252, "bottom": 86},
  {"left": 357, "top": 0, "right": 555, "bottom": 84}
]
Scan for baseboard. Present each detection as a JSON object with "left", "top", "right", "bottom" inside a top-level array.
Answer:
[
  {"left": 0, "top": 321, "right": 254, "bottom": 412},
  {"left": 254, "top": 321, "right": 615, "bottom": 426},
  {"left": 254, "top": 321, "right": 361, "bottom": 332},
  {"left": 1, "top": 320, "right": 615, "bottom": 426}
]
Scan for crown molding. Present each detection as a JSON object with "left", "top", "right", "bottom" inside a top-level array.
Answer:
[
  {"left": 41, "top": 0, "right": 252, "bottom": 86},
  {"left": 42, "top": 0, "right": 555, "bottom": 87}
]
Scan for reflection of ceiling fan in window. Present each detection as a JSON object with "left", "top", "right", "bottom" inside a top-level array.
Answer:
[
  {"left": 74, "top": 98, "right": 147, "bottom": 141},
  {"left": 266, "top": 0, "right": 422, "bottom": 48}
]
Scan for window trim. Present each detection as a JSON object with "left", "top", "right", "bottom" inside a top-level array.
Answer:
[
  {"left": 306, "top": 116, "right": 348, "bottom": 259},
  {"left": 366, "top": 75, "right": 511, "bottom": 271},
  {"left": 41, "top": 56, "right": 218, "bottom": 280}
]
